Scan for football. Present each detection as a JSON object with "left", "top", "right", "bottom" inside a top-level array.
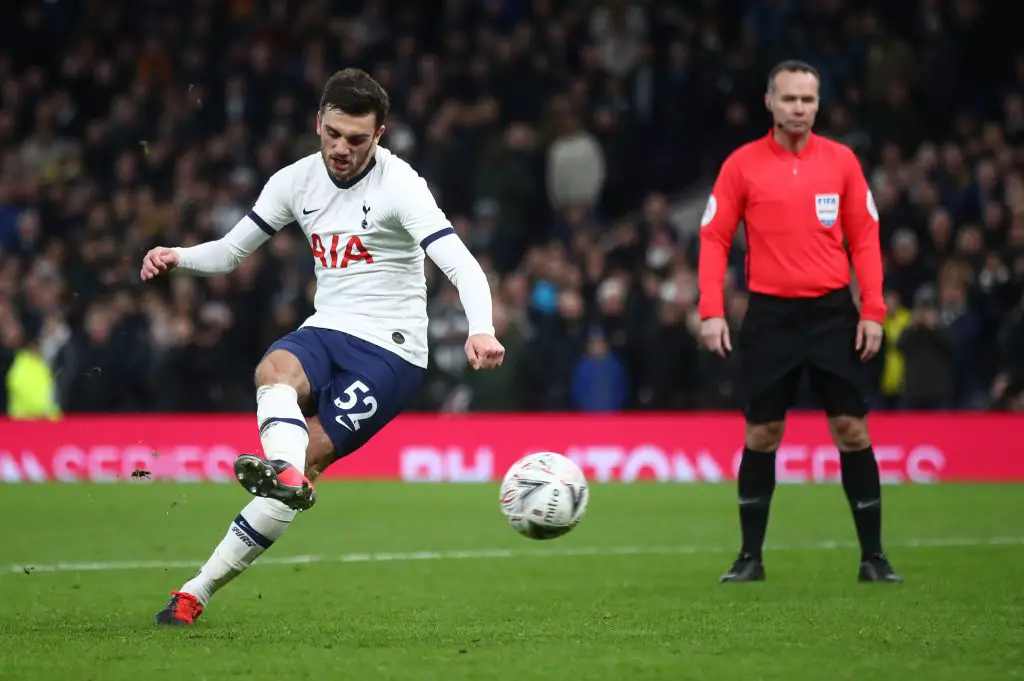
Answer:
[{"left": 499, "top": 452, "right": 589, "bottom": 540}]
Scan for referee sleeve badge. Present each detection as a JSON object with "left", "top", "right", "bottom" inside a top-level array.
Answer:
[{"left": 701, "top": 195, "right": 717, "bottom": 228}]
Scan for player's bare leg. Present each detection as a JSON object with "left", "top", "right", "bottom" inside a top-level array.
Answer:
[
  {"left": 303, "top": 416, "right": 337, "bottom": 482},
  {"left": 720, "top": 420, "right": 785, "bottom": 583},
  {"left": 828, "top": 415, "right": 902, "bottom": 583},
  {"left": 154, "top": 367, "right": 335, "bottom": 626}
]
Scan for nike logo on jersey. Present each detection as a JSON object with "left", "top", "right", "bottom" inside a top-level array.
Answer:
[{"left": 303, "top": 207, "right": 321, "bottom": 215}]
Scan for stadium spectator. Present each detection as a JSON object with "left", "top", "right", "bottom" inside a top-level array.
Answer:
[
  {"left": 570, "top": 326, "right": 629, "bottom": 412},
  {"left": 5, "top": 315, "right": 61, "bottom": 419},
  {"left": 898, "top": 286, "right": 957, "bottom": 410}
]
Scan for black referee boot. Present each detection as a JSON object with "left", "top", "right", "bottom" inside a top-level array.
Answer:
[
  {"left": 719, "top": 553, "right": 765, "bottom": 583},
  {"left": 858, "top": 553, "right": 902, "bottom": 583}
]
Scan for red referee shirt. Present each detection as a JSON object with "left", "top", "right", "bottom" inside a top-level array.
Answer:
[{"left": 698, "top": 131, "right": 886, "bottom": 323}]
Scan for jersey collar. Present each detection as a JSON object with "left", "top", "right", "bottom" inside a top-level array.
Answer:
[
  {"left": 327, "top": 155, "right": 377, "bottom": 189},
  {"left": 766, "top": 129, "right": 817, "bottom": 158}
]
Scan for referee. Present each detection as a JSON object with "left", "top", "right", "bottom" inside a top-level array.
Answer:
[{"left": 698, "top": 60, "right": 901, "bottom": 584}]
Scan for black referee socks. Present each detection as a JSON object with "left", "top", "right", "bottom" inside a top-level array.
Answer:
[
  {"left": 840, "top": 447, "right": 884, "bottom": 559},
  {"left": 737, "top": 448, "right": 777, "bottom": 559}
]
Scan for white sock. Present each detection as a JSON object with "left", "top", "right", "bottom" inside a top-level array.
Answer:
[
  {"left": 256, "top": 383, "right": 309, "bottom": 472},
  {"left": 180, "top": 498, "right": 297, "bottom": 605}
]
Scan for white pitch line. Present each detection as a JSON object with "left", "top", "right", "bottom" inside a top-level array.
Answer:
[{"left": 3, "top": 536, "right": 1023, "bottom": 576}]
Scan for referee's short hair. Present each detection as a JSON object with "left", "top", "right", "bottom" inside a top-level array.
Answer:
[{"left": 767, "top": 60, "right": 820, "bottom": 92}]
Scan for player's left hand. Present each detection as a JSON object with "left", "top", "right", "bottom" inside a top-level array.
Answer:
[
  {"left": 855, "top": 320, "right": 883, "bottom": 362},
  {"left": 465, "top": 333, "right": 505, "bottom": 370}
]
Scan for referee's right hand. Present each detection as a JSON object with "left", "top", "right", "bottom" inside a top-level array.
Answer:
[{"left": 701, "top": 317, "right": 732, "bottom": 357}]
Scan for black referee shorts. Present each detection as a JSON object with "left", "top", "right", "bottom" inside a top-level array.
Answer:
[{"left": 739, "top": 287, "right": 869, "bottom": 424}]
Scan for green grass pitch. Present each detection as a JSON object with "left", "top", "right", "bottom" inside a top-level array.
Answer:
[{"left": 0, "top": 482, "right": 1022, "bottom": 680}]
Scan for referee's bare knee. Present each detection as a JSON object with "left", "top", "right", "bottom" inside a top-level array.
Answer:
[
  {"left": 745, "top": 421, "right": 785, "bottom": 452},
  {"left": 827, "top": 415, "right": 871, "bottom": 452}
]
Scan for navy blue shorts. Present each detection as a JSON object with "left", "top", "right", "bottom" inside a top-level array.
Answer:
[{"left": 267, "top": 327, "right": 424, "bottom": 458}]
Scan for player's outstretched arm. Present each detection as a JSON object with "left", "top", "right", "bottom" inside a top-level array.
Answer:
[
  {"left": 140, "top": 169, "right": 296, "bottom": 281},
  {"left": 139, "top": 214, "right": 270, "bottom": 280}
]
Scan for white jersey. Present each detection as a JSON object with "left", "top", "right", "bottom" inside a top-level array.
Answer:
[{"left": 173, "top": 146, "right": 493, "bottom": 368}]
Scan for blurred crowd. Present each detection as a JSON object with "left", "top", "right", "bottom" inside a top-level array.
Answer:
[{"left": 0, "top": 0, "right": 1021, "bottom": 416}]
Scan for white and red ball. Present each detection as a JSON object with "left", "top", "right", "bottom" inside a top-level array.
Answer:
[{"left": 499, "top": 452, "right": 589, "bottom": 540}]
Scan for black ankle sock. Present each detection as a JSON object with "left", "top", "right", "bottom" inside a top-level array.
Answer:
[
  {"left": 737, "top": 448, "right": 777, "bottom": 559},
  {"left": 840, "top": 447, "right": 883, "bottom": 559}
]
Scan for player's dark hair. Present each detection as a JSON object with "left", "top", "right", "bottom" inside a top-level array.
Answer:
[
  {"left": 767, "top": 60, "right": 820, "bottom": 92},
  {"left": 320, "top": 68, "right": 390, "bottom": 127}
]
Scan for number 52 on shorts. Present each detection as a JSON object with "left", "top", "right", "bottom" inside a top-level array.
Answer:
[{"left": 333, "top": 379, "right": 378, "bottom": 431}]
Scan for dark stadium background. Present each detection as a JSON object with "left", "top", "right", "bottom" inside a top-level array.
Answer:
[{"left": 0, "top": 0, "right": 1021, "bottom": 416}]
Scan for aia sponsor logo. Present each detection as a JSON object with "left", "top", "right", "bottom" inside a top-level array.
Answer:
[{"left": 311, "top": 234, "right": 373, "bottom": 269}]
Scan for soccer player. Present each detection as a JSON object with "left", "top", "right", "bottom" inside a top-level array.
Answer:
[
  {"left": 698, "top": 60, "right": 901, "bottom": 583},
  {"left": 141, "top": 69, "right": 506, "bottom": 625}
]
